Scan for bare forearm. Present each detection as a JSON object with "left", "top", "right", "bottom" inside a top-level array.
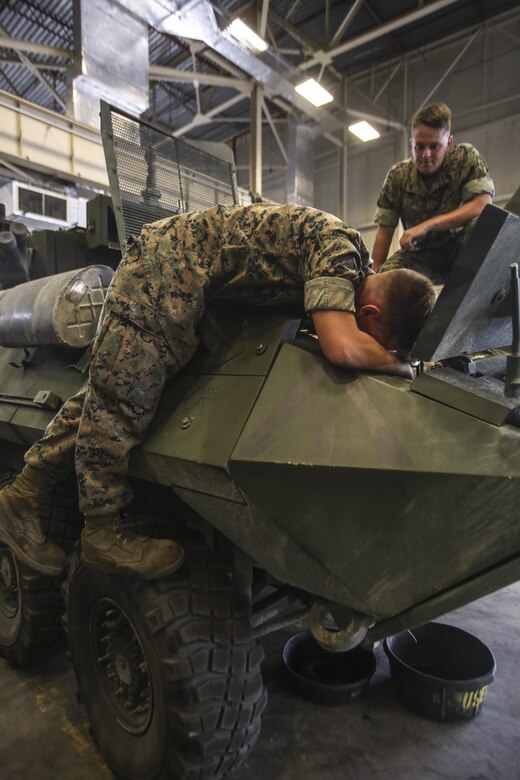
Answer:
[
  {"left": 421, "top": 193, "right": 491, "bottom": 232},
  {"left": 312, "top": 310, "right": 414, "bottom": 379},
  {"left": 400, "top": 194, "right": 492, "bottom": 251},
  {"left": 371, "top": 226, "right": 395, "bottom": 270},
  {"left": 327, "top": 329, "right": 413, "bottom": 377}
]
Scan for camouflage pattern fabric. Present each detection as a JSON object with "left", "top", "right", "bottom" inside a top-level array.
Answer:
[
  {"left": 374, "top": 143, "right": 494, "bottom": 278},
  {"left": 378, "top": 216, "right": 480, "bottom": 284},
  {"left": 25, "top": 388, "right": 85, "bottom": 479},
  {"left": 25, "top": 204, "right": 371, "bottom": 515}
]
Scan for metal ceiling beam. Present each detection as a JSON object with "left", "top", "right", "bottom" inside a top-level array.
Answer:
[
  {"left": 149, "top": 64, "right": 251, "bottom": 92},
  {"left": 0, "top": 2, "right": 407, "bottom": 141},
  {"left": 0, "top": 155, "right": 33, "bottom": 182},
  {"left": 125, "top": 0, "right": 345, "bottom": 135},
  {"left": 348, "top": 6, "right": 518, "bottom": 89},
  {"left": 259, "top": 0, "right": 270, "bottom": 39},
  {"left": 262, "top": 96, "right": 288, "bottom": 163},
  {"left": 330, "top": 0, "right": 365, "bottom": 48},
  {"left": 201, "top": 47, "right": 253, "bottom": 80},
  {"left": 0, "top": 35, "right": 71, "bottom": 59},
  {"left": 0, "top": 26, "right": 67, "bottom": 111},
  {"left": 412, "top": 25, "right": 483, "bottom": 117},
  {"left": 172, "top": 91, "right": 247, "bottom": 137},
  {"left": 285, "top": 0, "right": 301, "bottom": 23},
  {"left": 363, "top": 0, "right": 403, "bottom": 55},
  {"left": 11, "top": 50, "right": 66, "bottom": 111},
  {"left": 372, "top": 60, "right": 403, "bottom": 104},
  {"left": 268, "top": 8, "right": 343, "bottom": 81},
  {"left": 0, "top": 60, "right": 67, "bottom": 71},
  {"left": 300, "top": 0, "right": 464, "bottom": 69}
]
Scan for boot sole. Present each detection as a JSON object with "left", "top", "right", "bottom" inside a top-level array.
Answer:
[
  {"left": 0, "top": 527, "right": 65, "bottom": 576},
  {"left": 81, "top": 546, "right": 186, "bottom": 580}
]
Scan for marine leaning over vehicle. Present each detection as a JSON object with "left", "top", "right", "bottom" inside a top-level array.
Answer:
[{"left": 0, "top": 203, "right": 435, "bottom": 580}]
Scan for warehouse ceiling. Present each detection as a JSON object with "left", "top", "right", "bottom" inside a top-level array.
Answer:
[{"left": 0, "top": 0, "right": 519, "bottom": 149}]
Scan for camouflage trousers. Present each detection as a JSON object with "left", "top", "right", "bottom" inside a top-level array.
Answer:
[
  {"left": 378, "top": 217, "right": 478, "bottom": 284},
  {"left": 378, "top": 247, "right": 452, "bottom": 284},
  {"left": 25, "top": 388, "right": 84, "bottom": 482},
  {"left": 25, "top": 247, "right": 198, "bottom": 516}
]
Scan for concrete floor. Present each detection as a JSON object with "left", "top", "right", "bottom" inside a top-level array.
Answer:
[{"left": 1, "top": 582, "right": 519, "bottom": 780}]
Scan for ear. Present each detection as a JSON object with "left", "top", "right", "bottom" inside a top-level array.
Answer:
[
  {"left": 356, "top": 303, "right": 381, "bottom": 319},
  {"left": 447, "top": 133, "right": 454, "bottom": 148}
]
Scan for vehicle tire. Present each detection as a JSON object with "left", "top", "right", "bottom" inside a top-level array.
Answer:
[
  {"left": 0, "top": 471, "right": 83, "bottom": 666},
  {"left": 64, "top": 533, "right": 267, "bottom": 780}
]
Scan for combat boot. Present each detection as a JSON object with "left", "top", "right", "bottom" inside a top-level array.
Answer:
[
  {"left": 81, "top": 514, "right": 185, "bottom": 580},
  {"left": 0, "top": 465, "right": 67, "bottom": 575}
]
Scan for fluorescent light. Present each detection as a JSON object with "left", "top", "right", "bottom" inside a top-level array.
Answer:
[
  {"left": 224, "top": 19, "right": 268, "bottom": 53},
  {"left": 295, "top": 78, "right": 333, "bottom": 107},
  {"left": 348, "top": 120, "right": 380, "bottom": 142}
]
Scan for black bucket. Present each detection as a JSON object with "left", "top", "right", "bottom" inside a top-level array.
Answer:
[
  {"left": 283, "top": 631, "right": 376, "bottom": 706},
  {"left": 384, "top": 622, "right": 496, "bottom": 722}
]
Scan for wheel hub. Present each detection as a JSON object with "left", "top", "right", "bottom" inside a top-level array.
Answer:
[
  {"left": 0, "top": 545, "right": 19, "bottom": 619},
  {"left": 91, "top": 598, "right": 153, "bottom": 735},
  {"left": 115, "top": 652, "right": 132, "bottom": 685}
]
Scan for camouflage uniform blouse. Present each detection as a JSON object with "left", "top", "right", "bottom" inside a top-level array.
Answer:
[
  {"left": 105, "top": 203, "right": 371, "bottom": 369},
  {"left": 373, "top": 143, "right": 495, "bottom": 252}
]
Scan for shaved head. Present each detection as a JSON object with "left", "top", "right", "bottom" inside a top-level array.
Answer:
[{"left": 358, "top": 270, "right": 436, "bottom": 354}]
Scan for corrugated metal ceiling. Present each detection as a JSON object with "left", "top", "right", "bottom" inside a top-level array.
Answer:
[{"left": 0, "top": 0, "right": 519, "bottom": 144}]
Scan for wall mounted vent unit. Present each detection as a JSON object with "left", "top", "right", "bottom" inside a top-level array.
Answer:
[
  {"left": 0, "top": 182, "right": 87, "bottom": 231},
  {"left": 16, "top": 184, "right": 67, "bottom": 222}
]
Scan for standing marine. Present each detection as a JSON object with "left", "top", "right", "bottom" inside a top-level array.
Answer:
[{"left": 372, "top": 102, "right": 495, "bottom": 282}]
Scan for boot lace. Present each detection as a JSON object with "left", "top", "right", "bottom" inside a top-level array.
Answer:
[{"left": 112, "top": 522, "right": 150, "bottom": 555}]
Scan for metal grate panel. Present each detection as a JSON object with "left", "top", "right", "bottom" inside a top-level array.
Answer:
[{"left": 100, "top": 103, "right": 238, "bottom": 247}]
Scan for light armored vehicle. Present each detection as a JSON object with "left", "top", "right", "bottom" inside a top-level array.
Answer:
[{"left": 0, "top": 107, "right": 519, "bottom": 779}]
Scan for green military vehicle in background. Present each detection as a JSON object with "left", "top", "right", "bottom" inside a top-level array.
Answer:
[{"left": 0, "top": 106, "right": 519, "bottom": 779}]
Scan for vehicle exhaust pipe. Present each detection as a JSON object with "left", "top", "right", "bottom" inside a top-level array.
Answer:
[
  {"left": 10, "top": 221, "right": 29, "bottom": 256},
  {"left": 0, "top": 230, "right": 29, "bottom": 288}
]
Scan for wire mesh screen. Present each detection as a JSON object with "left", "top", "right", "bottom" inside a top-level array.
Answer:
[{"left": 101, "top": 104, "right": 238, "bottom": 247}]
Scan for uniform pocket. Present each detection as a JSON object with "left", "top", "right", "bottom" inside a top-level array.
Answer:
[
  {"left": 89, "top": 312, "right": 172, "bottom": 411},
  {"left": 103, "top": 291, "right": 163, "bottom": 336}
]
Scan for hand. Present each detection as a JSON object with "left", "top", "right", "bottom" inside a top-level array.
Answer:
[
  {"left": 386, "top": 359, "right": 416, "bottom": 380},
  {"left": 400, "top": 223, "right": 431, "bottom": 252}
]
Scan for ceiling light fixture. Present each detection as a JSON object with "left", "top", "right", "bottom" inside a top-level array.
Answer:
[
  {"left": 224, "top": 19, "right": 268, "bottom": 53},
  {"left": 348, "top": 120, "right": 380, "bottom": 142},
  {"left": 295, "top": 78, "right": 333, "bottom": 107}
]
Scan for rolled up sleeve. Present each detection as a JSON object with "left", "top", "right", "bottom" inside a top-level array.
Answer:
[
  {"left": 458, "top": 145, "right": 495, "bottom": 203},
  {"left": 304, "top": 276, "right": 356, "bottom": 314},
  {"left": 373, "top": 163, "right": 403, "bottom": 227},
  {"left": 462, "top": 174, "right": 495, "bottom": 202},
  {"left": 373, "top": 205, "right": 399, "bottom": 227}
]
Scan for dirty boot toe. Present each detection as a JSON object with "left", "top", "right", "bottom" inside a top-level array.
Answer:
[{"left": 81, "top": 518, "right": 185, "bottom": 579}]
